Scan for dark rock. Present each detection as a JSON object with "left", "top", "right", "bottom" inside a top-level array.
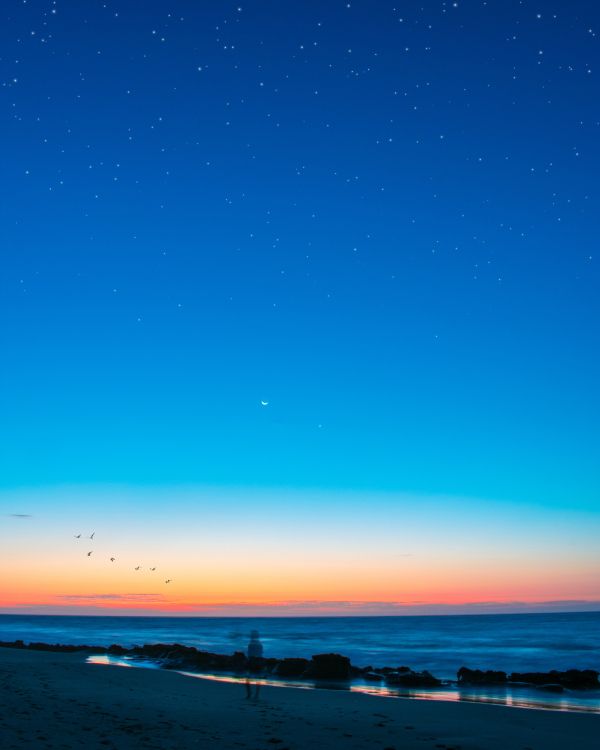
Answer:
[
  {"left": 232, "top": 651, "right": 248, "bottom": 667},
  {"left": 457, "top": 667, "right": 507, "bottom": 685},
  {"left": 9, "top": 639, "right": 595, "bottom": 693},
  {"left": 305, "top": 653, "right": 351, "bottom": 680},
  {"left": 363, "top": 672, "right": 385, "bottom": 682},
  {"left": 120, "top": 643, "right": 256, "bottom": 674},
  {"left": 386, "top": 669, "right": 442, "bottom": 687},
  {"left": 536, "top": 684, "right": 564, "bottom": 693},
  {"left": 0, "top": 640, "right": 105, "bottom": 654},
  {"left": 509, "top": 670, "right": 599, "bottom": 690},
  {"left": 133, "top": 643, "right": 185, "bottom": 658},
  {"left": 274, "top": 658, "right": 310, "bottom": 677},
  {"left": 179, "top": 649, "right": 243, "bottom": 672},
  {"left": 132, "top": 643, "right": 200, "bottom": 662},
  {"left": 246, "top": 655, "right": 265, "bottom": 673}
]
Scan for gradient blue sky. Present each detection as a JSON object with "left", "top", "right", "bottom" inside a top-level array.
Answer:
[{"left": 1, "top": 1, "right": 599, "bottom": 612}]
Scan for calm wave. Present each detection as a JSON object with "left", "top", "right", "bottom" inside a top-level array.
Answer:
[{"left": 1, "top": 612, "right": 599, "bottom": 679}]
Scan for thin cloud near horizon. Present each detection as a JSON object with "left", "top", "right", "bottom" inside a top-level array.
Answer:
[
  {"left": 3, "top": 598, "right": 599, "bottom": 617},
  {"left": 57, "top": 593, "right": 166, "bottom": 603}
]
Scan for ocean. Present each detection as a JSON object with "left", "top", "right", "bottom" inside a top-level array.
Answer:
[{"left": 1, "top": 611, "right": 599, "bottom": 679}]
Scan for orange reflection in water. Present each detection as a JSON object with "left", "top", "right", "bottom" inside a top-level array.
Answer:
[{"left": 87, "top": 655, "right": 600, "bottom": 714}]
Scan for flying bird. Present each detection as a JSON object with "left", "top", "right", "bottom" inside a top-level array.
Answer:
[
  {"left": 165, "top": 579, "right": 172, "bottom": 584},
  {"left": 87, "top": 551, "right": 93, "bottom": 557},
  {"left": 135, "top": 566, "right": 141, "bottom": 571},
  {"left": 110, "top": 557, "right": 116, "bottom": 562},
  {"left": 74, "top": 534, "right": 81, "bottom": 539},
  {"left": 260, "top": 400, "right": 269, "bottom": 406},
  {"left": 150, "top": 567, "right": 156, "bottom": 571},
  {"left": 88, "top": 532, "right": 95, "bottom": 540}
]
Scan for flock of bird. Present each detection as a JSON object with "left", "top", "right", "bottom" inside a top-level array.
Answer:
[{"left": 74, "top": 532, "right": 172, "bottom": 584}]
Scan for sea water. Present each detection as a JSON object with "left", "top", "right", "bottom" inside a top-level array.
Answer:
[
  {"left": 0, "top": 612, "right": 600, "bottom": 713},
  {"left": 2, "top": 612, "right": 599, "bottom": 712}
]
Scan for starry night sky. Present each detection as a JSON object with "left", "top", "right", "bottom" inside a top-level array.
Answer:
[{"left": 1, "top": 0, "right": 599, "bottom": 513}]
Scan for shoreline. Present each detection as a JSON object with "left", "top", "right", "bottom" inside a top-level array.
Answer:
[
  {"left": 1, "top": 646, "right": 599, "bottom": 750},
  {"left": 2, "top": 638, "right": 599, "bottom": 715},
  {"left": 90, "top": 653, "right": 600, "bottom": 715},
  {"left": 2, "top": 611, "right": 598, "bottom": 682}
]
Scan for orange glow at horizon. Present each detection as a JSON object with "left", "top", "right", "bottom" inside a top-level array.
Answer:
[
  {"left": 2, "top": 486, "right": 600, "bottom": 615},
  {"left": 3, "top": 553, "right": 600, "bottom": 614}
]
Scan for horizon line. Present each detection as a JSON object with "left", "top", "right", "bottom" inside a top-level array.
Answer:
[{"left": 2, "top": 608, "right": 600, "bottom": 619}]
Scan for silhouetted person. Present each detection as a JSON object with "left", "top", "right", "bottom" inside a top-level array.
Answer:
[{"left": 245, "top": 630, "right": 263, "bottom": 699}]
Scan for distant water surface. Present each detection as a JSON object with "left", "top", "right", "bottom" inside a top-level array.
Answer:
[{"left": 1, "top": 612, "right": 598, "bottom": 679}]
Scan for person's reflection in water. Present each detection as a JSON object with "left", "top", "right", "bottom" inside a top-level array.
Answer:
[{"left": 245, "top": 630, "right": 263, "bottom": 699}]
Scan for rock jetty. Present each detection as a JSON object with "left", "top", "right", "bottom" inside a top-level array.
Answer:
[
  {"left": 457, "top": 665, "right": 599, "bottom": 690},
  {"left": 1, "top": 641, "right": 598, "bottom": 691}
]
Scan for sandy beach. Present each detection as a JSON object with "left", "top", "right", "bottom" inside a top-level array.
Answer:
[{"left": 0, "top": 647, "right": 597, "bottom": 750}]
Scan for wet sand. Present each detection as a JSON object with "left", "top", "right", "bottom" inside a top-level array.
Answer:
[{"left": 0, "top": 646, "right": 597, "bottom": 749}]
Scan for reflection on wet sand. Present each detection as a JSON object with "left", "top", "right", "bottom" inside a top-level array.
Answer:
[{"left": 87, "top": 654, "right": 600, "bottom": 714}]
